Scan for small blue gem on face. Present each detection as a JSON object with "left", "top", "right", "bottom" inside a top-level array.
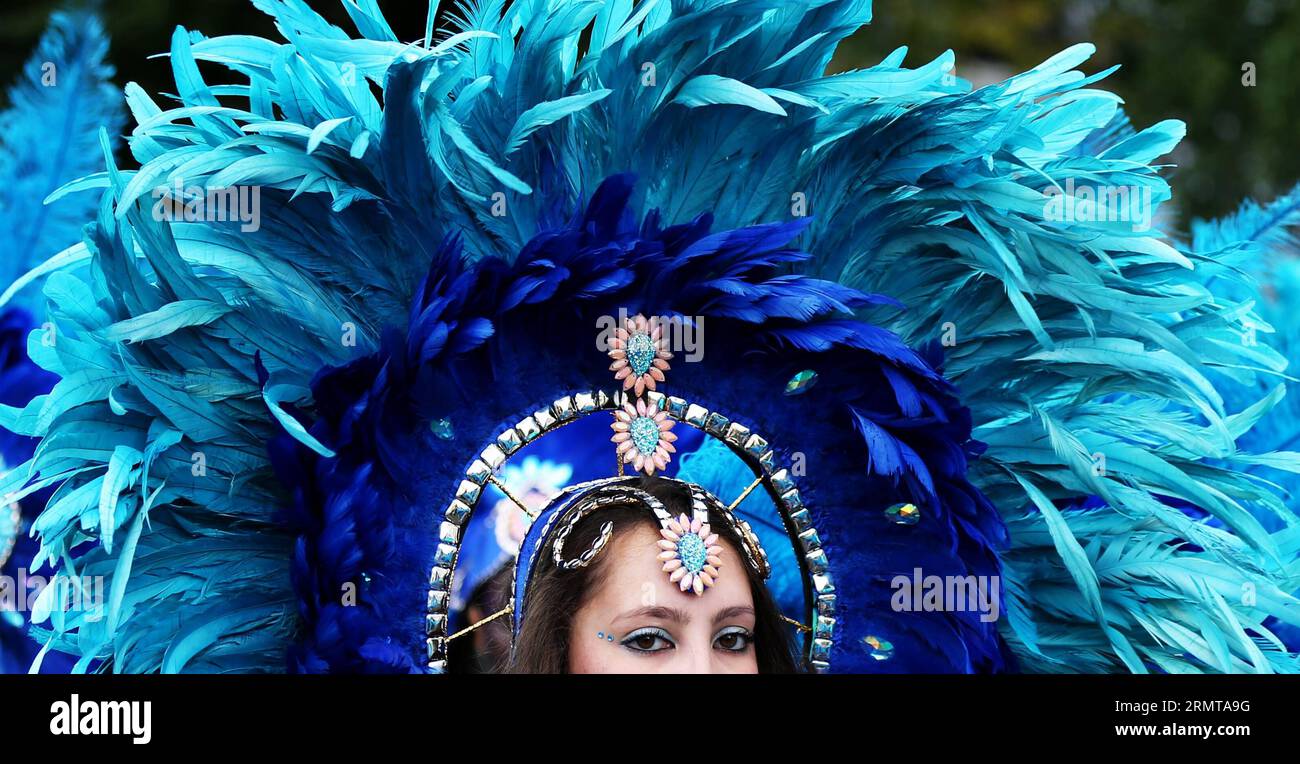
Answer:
[
  {"left": 630, "top": 416, "right": 660, "bottom": 456},
  {"left": 676, "top": 533, "right": 707, "bottom": 573},
  {"left": 597, "top": 631, "right": 605, "bottom": 640},
  {"left": 607, "top": 634, "right": 614, "bottom": 642},
  {"left": 627, "top": 332, "right": 655, "bottom": 377}
]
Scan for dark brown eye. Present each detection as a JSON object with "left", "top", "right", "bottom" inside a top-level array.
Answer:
[
  {"left": 714, "top": 628, "right": 753, "bottom": 652},
  {"left": 620, "top": 628, "right": 673, "bottom": 653}
]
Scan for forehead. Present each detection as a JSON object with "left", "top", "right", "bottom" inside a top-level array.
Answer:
[{"left": 590, "top": 521, "right": 754, "bottom": 615}]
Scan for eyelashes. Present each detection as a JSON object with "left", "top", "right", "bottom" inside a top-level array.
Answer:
[
  {"left": 620, "top": 627, "right": 674, "bottom": 654},
  {"left": 713, "top": 626, "right": 753, "bottom": 652},
  {"left": 617, "top": 626, "right": 754, "bottom": 655}
]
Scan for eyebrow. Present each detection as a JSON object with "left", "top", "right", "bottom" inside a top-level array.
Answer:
[
  {"left": 712, "top": 605, "right": 755, "bottom": 625},
  {"left": 612, "top": 605, "right": 755, "bottom": 626},
  {"left": 614, "top": 606, "right": 689, "bottom": 624}
]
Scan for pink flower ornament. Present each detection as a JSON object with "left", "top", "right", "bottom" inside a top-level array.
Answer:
[
  {"left": 610, "top": 398, "right": 677, "bottom": 475},
  {"left": 656, "top": 513, "right": 724, "bottom": 596},
  {"left": 608, "top": 314, "right": 672, "bottom": 396}
]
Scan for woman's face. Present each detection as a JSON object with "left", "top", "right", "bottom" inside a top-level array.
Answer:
[{"left": 567, "top": 521, "right": 759, "bottom": 673}]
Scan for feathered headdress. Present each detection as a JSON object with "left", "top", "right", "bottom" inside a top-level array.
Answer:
[
  {"left": 2, "top": 0, "right": 1297, "bottom": 673},
  {"left": 0, "top": 8, "right": 122, "bottom": 673}
]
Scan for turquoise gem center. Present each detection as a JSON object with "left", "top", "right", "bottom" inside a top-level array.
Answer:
[
  {"left": 630, "top": 416, "right": 660, "bottom": 456},
  {"left": 627, "top": 332, "right": 655, "bottom": 376},
  {"left": 676, "top": 532, "right": 707, "bottom": 573}
]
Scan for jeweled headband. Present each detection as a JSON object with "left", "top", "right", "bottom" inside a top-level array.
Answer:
[
  {"left": 508, "top": 475, "right": 772, "bottom": 640},
  {"left": 509, "top": 314, "right": 772, "bottom": 617},
  {"left": 430, "top": 313, "right": 831, "bottom": 671}
]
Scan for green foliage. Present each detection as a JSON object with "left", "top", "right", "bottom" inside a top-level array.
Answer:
[{"left": 835, "top": 0, "right": 1300, "bottom": 225}]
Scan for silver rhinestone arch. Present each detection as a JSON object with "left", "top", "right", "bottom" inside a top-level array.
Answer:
[{"left": 423, "top": 389, "right": 835, "bottom": 673}]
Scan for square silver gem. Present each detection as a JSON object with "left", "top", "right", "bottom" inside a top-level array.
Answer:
[
  {"left": 704, "top": 412, "right": 729, "bottom": 435},
  {"left": 480, "top": 444, "right": 506, "bottom": 469},
  {"left": 814, "top": 614, "right": 835, "bottom": 640},
  {"left": 464, "top": 460, "right": 491, "bottom": 484},
  {"left": 724, "top": 422, "right": 750, "bottom": 447},
  {"left": 445, "top": 499, "right": 471, "bottom": 525},
  {"left": 496, "top": 428, "right": 522, "bottom": 455},
  {"left": 684, "top": 404, "right": 709, "bottom": 427},
  {"left": 516, "top": 416, "right": 541, "bottom": 442},
  {"left": 426, "top": 613, "right": 447, "bottom": 636},
  {"left": 782, "top": 489, "right": 805, "bottom": 512},
  {"left": 455, "top": 479, "right": 482, "bottom": 505},
  {"left": 813, "top": 572, "right": 835, "bottom": 594}
]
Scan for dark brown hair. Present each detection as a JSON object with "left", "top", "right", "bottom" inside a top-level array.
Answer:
[{"left": 506, "top": 476, "right": 799, "bottom": 673}]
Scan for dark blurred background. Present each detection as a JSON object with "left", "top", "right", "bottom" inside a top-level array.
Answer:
[{"left": 1, "top": 0, "right": 1296, "bottom": 227}]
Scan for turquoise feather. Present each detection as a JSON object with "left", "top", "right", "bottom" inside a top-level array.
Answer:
[{"left": 0, "top": 9, "right": 123, "bottom": 305}]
